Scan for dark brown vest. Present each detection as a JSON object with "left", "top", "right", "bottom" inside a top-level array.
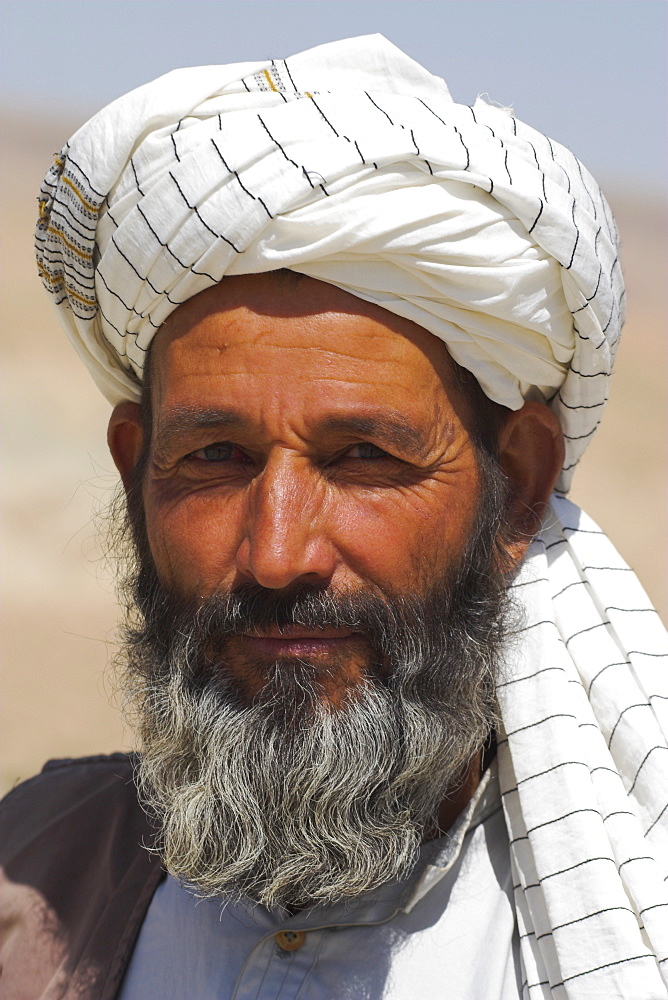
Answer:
[{"left": 0, "top": 754, "right": 164, "bottom": 1000}]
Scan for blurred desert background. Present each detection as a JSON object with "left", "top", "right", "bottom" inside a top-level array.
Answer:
[{"left": 2, "top": 108, "right": 665, "bottom": 795}]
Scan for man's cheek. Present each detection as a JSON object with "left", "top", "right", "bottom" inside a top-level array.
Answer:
[
  {"left": 144, "top": 490, "right": 244, "bottom": 595},
  {"left": 337, "top": 482, "right": 480, "bottom": 586}
]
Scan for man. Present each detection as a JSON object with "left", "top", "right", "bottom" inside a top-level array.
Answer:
[{"left": 1, "top": 34, "right": 667, "bottom": 1000}]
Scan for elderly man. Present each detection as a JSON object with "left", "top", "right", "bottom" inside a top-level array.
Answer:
[{"left": 1, "top": 35, "right": 667, "bottom": 1000}]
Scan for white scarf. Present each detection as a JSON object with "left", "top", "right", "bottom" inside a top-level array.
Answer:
[
  {"left": 503, "top": 495, "right": 668, "bottom": 998},
  {"left": 34, "top": 35, "right": 667, "bottom": 997}
]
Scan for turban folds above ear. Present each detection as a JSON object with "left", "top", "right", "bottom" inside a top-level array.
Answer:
[{"left": 35, "top": 34, "right": 624, "bottom": 491}]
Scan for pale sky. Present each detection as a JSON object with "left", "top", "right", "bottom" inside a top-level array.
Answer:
[{"left": 1, "top": 0, "right": 666, "bottom": 188}]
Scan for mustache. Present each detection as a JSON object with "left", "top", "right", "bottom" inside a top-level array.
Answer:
[
  {"left": 136, "top": 582, "right": 438, "bottom": 699},
  {"left": 138, "top": 577, "right": 461, "bottom": 667},
  {"left": 184, "top": 582, "right": 429, "bottom": 639},
  {"left": 129, "top": 571, "right": 507, "bottom": 716}
]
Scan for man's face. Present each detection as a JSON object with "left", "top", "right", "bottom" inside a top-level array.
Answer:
[
  {"left": 110, "top": 271, "right": 519, "bottom": 910},
  {"left": 141, "top": 271, "right": 484, "bottom": 706}
]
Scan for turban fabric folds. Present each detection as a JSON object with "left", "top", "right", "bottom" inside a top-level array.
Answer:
[
  {"left": 34, "top": 36, "right": 667, "bottom": 999},
  {"left": 36, "top": 35, "right": 623, "bottom": 493}
]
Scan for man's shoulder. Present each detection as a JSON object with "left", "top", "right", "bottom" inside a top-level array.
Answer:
[
  {"left": 0, "top": 752, "right": 151, "bottom": 868},
  {"left": 1, "top": 751, "right": 138, "bottom": 813},
  {"left": 24, "top": 750, "right": 135, "bottom": 785}
]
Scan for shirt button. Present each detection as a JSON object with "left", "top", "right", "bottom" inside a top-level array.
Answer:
[{"left": 275, "top": 930, "right": 307, "bottom": 951}]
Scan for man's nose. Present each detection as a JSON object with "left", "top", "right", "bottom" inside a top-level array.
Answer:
[{"left": 234, "top": 454, "right": 338, "bottom": 590}]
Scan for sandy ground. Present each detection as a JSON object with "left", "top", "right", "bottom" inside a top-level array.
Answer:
[{"left": 1, "top": 111, "right": 666, "bottom": 795}]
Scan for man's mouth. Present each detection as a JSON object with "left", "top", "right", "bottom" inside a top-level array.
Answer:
[{"left": 238, "top": 626, "right": 359, "bottom": 658}]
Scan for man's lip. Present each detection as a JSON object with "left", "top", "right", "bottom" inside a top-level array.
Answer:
[
  {"left": 242, "top": 627, "right": 356, "bottom": 640},
  {"left": 237, "top": 627, "right": 358, "bottom": 656}
]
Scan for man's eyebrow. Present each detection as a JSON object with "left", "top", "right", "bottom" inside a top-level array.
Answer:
[
  {"left": 154, "top": 407, "right": 248, "bottom": 446},
  {"left": 316, "top": 414, "right": 426, "bottom": 453},
  {"left": 153, "top": 407, "right": 430, "bottom": 454}
]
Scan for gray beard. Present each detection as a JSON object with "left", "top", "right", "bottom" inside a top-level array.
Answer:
[{"left": 118, "top": 458, "right": 514, "bottom": 911}]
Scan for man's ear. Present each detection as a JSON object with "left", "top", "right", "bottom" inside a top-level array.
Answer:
[
  {"left": 497, "top": 401, "right": 565, "bottom": 566},
  {"left": 108, "top": 402, "right": 144, "bottom": 488}
]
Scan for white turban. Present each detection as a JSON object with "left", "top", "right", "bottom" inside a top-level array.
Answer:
[
  {"left": 35, "top": 34, "right": 623, "bottom": 493},
  {"left": 35, "top": 37, "right": 668, "bottom": 999}
]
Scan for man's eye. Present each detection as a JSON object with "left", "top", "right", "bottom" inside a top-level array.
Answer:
[
  {"left": 346, "top": 443, "right": 389, "bottom": 460},
  {"left": 189, "top": 442, "right": 244, "bottom": 462}
]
